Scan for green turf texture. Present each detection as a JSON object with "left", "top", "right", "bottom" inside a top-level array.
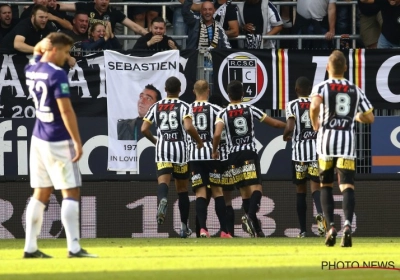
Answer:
[{"left": 0, "top": 238, "right": 399, "bottom": 280}]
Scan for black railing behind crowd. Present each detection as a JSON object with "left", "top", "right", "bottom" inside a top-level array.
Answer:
[{"left": 0, "top": 1, "right": 360, "bottom": 49}]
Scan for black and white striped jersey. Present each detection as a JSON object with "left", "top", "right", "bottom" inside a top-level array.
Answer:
[
  {"left": 216, "top": 103, "right": 266, "bottom": 153},
  {"left": 143, "top": 98, "right": 192, "bottom": 163},
  {"left": 311, "top": 78, "right": 373, "bottom": 158},
  {"left": 219, "top": 127, "right": 229, "bottom": 161},
  {"left": 286, "top": 97, "right": 317, "bottom": 162},
  {"left": 188, "top": 101, "right": 222, "bottom": 161}
]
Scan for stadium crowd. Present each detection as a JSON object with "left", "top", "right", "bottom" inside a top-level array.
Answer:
[{"left": 1, "top": 0, "right": 400, "bottom": 55}]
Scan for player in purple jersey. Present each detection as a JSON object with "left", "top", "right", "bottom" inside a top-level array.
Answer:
[{"left": 23, "top": 33, "right": 97, "bottom": 258}]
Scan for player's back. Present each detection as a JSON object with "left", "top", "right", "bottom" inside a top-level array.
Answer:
[
  {"left": 313, "top": 78, "right": 372, "bottom": 157},
  {"left": 145, "top": 98, "right": 191, "bottom": 163},
  {"left": 189, "top": 101, "right": 221, "bottom": 161},
  {"left": 286, "top": 97, "right": 317, "bottom": 161},
  {"left": 25, "top": 60, "right": 71, "bottom": 142},
  {"left": 219, "top": 103, "right": 265, "bottom": 153}
]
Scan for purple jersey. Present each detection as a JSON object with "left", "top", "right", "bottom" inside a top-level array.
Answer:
[{"left": 25, "top": 55, "right": 71, "bottom": 141}]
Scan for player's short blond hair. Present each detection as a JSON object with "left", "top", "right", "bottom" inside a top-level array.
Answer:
[
  {"left": 193, "top": 80, "right": 209, "bottom": 96},
  {"left": 328, "top": 50, "right": 347, "bottom": 75}
]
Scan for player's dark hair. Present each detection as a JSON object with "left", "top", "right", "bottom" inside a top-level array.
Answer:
[
  {"left": 31, "top": 4, "right": 48, "bottom": 16},
  {"left": 227, "top": 80, "right": 243, "bottom": 101},
  {"left": 165, "top": 76, "right": 181, "bottom": 95},
  {"left": 145, "top": 84, "right": 162, "bottom": 101},
  {"left": 151, "top": 17, "right": 166, "bottom": 25},
  {"left": 295, "top": 76, "right": 311, "bottom": 97},
  {"left": 46, "top": 32, "right": 74, "bottom": 48}
]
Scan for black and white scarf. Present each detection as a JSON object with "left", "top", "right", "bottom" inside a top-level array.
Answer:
[
  {"left": 198, "top": 20, "right": 220, "bottom": 50},
  {"left": 214, "top": 0, "right": 232, "bottom": 28}
]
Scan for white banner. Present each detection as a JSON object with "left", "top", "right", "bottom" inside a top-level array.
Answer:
[{"left": 104, "top": 50, "right": 180, "bottom": 171}]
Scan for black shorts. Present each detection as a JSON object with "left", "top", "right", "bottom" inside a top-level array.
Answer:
[
  {"left": 220, "top": 160, "right": 235, "bottom": 191},
  {"left": 292, "top": 161, "right": 320, "bottom": 185},
  {"left": 228, "top": 150, "right": 262, "bottom": 189},
  {"left": 189, "top": 160, "right": 220, "bottom": 192},
  {"left": 318, "top": 156, "right": 355, "bottom": 185},
  {"left": 156, "top": 162, "right": 189, "bottom": 180}
]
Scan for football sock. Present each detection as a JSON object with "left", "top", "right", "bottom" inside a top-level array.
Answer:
[
  {"left": 157, "top": 183, "right": 169, "bottom": 202},
  {"left": 342, "top": 188, "right": 355, "bottom": 224},
  {"left": 242, "top": 198, "right": 250, "bottom": 213},
  {"left": 296, "top": 193, "right": 307, "bottom": 233},
  {"left": 320, "top": 187, "right": 334, "bottom": 227},
  {"left": 248, "top": 191, "right": 262, "bottom": 231},
  {"left": 226, "top": 205, "right": 235, "bottom": 235},
  {"left": 24, "top": 197, "right": 45, "bottom": 253},
  {"left": 214, "top": 196, "right": 228, "bottom": 233},
  {"left": 196, "top": 197, "right": 208, "bottom": 230},
  {"left": 61, "top": 198, "right": 81, "bottom": 254},
  {"left": 178, "top": 192, "right": 190, "bottom": 226},
  {"left": 312, "top": 190, "right": 323, "bottom": 214}
]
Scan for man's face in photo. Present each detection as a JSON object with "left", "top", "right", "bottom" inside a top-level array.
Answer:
[{"left": 138, "top": 88, "right": 158, "bottom": 118}]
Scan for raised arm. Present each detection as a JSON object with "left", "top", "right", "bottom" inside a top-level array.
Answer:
[
  {"left": 14, "top": 35, "right": 34, "bottom": 53},
  {"left": 58, "top": 2, "right": 76, "bottom": 12},
  {"left": 122, "top": 17, "right": 148, "bottom": 36},
  {"left": 48, "top": 13, "right": 72, "bottom": 30},
  {"left": 182, "top": 0, "right": 198, "bottom": 27}
]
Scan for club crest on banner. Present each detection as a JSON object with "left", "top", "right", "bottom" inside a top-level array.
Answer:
[{"left": 217, "top": 52, "right": 267, "bottom": 104}]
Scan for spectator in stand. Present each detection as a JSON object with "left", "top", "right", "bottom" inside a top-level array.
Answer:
[
  {"left": 0, "top": 4, "right": 19, "bottom": 42},
  {"left": 124, "top": 0, "right": 161, "bottom": 30},
  {"left": 358, "top": 0, "right": 382, "bottom": 48},
  {"left": 336, "top": 0, "right": 352, "bottom": 36},
  {"left": 133, "top": 17, "right": 180, "bottom": 50},
  {"left": 182, "top": 0, "right": 231, "bottom": 49},
  {"left": 186, "top": 0, "right": 240, "bottom": 48},
  {"left": 61, "top": 11, "right": 89, "bottom": 56},
  {"left": 57, "top": 0, "right": 148, "bottom": 37},
  {"left": 82, "top": 21, "right": 121, "bottom": 52},
  {"left": 20, "top": 0, "right": 72, "bottom": 31},
  {"left": 236, "top": 0, "right": 283, "bottom": 49},
  {"left": 279, "top": 0, "right": 292, "bottom": 28},
  {"left": 47, "top": 0, "right": 74, "bottom": 25},
  {"left": 292, "top": 0, "right": 336, "bottom": 49},
  {"left": 360, "top": 0, "right": 400, "bottom": 49},
  {"left": 0, "top": 5, "right": 57, "bottom": 54}
]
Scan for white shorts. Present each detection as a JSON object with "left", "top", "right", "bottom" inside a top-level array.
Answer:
[{"left": 30, "top": 136, "right": 82, "bottom": 190}]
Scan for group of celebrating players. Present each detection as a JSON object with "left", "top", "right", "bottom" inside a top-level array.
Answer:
[{"left": 23, "top": 33, "right": 374, "bottom": 259}]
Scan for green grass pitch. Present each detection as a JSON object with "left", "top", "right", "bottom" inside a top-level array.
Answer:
[{"left": 0, "top": 238, "right": 399, "bottom": 280}]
